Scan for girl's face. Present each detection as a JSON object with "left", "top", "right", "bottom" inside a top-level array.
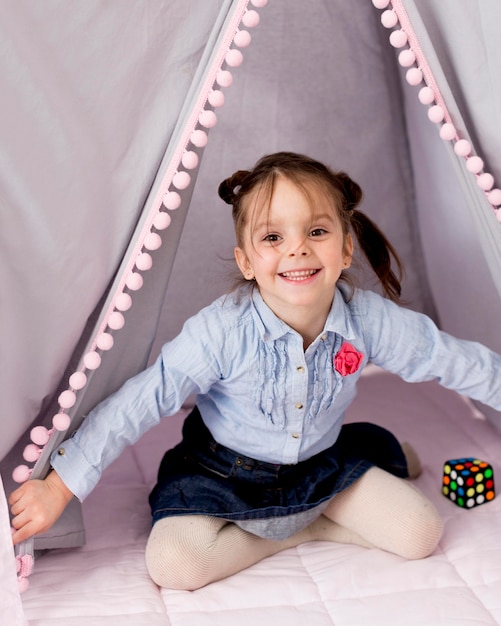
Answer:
[{"left": 234, "top": 175, "right": 353, "bottom": 328}]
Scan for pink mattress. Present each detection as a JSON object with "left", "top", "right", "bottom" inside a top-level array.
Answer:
[{"left": 3, "top": 367, "right": 501, "bottom": 625}]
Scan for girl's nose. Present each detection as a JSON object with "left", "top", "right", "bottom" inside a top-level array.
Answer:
[{"left": 288, "top": 237, "right": 309, "bottom": 256}]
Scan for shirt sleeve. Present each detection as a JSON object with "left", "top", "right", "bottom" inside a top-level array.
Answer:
[
  {"left": 51, "top": 305, "right": 225, "bottom": 501},
  {"left": 356, "top": 291, "right": 501, "bottom": 411}
]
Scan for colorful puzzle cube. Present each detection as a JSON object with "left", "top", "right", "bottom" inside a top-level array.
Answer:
[{"left": 443, "top": 458, "right": 495, "bottom": 508}]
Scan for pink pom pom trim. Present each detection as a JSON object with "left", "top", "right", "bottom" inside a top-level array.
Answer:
[
  {"left": 69, "top": 371, "right": 87, "bottom": 390},
  {"left": 234, "top": 30, "right": 252, "bottom": 48},
  {"left": 144, "top": 232, "right": 162, "bottom": 251},
  {"left": 398, "top": 49, "right": 415, "bottom": 67},
  {"left": 198, "top": 110, "right": 217, "bottom": 129},
  {"left": 96, "top": 332, "right": 114, "bottom": 350},
  {"left": 466, "top": 156, "right": 484, "bottom": 174},
  {"left": 216, "top": 70, "right": 233, "bottom": 88},
  {"left": 12, "top": 465, "right": 31, "bottom": 483},
  {"left": 381, "top": 9, "right": 398, "bottom": 28},
  {"left": 115, "top": 292, "right": 132, "bottom": 311},
  {"left": 126, "top": 272, "right": 144, "bottom": 291},
  {"left": 23, "top": 444, "right": 41, "bottom": 463},
  {"left": 30, "top": 425, "right": 50, "bottom": 445},
  {"left": 52, "top": 412, "right": 71, "bottom": 431},
  {"left": 136, "top": 252, "right": 153, "bottom": 271},
  {"left": 242, "top": 10, "right": 260, "bottom": 28},
  {"left": 83, "top": 351, "right": 102, "bottom": 370},
  {"left": 439, "top": 123, "right": 456, "bottom": 141},
  {"left": 108, "top": 312, "right": 125, "bottom": 330},
  {"left": 172, "top": 170, "right": 192, "bottom": 189},
  {"left": 58, "top": 389, "right": 77, "bottom": 409},
  {"left": 389, "top": 30, "right": 408, "bottom": 48},
  {"left": 181, "top": 150, "right": 199, "bottom": 170},
  {"left": 163, "top": 190, "right": 182, "bottom": 209},
  {"left": 153, "top": 212, "right": 172, "bottom": 230}
]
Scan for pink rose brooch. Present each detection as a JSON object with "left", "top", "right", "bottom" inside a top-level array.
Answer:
[{"left": 334, "top": 342, "right": 364, "bottom": 376}]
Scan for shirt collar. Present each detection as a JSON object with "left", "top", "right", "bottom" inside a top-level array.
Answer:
[{"left": 250, "top": 285, "right": 356, "bottom": 343}]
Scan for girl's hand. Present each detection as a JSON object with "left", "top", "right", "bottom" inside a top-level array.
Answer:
[{"left": 9, "top": 470, "right": 74, "bottom": 546}]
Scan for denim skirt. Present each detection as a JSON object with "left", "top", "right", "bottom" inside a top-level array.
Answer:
[{"left": 149, "top": 407, "right": 409, "bottom": 540}]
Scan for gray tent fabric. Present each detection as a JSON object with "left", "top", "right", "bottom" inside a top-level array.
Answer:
[{"left": 1, "top": 0, "right": 501, "bottom": 563}]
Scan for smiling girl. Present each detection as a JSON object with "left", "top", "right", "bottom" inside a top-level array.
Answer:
[{"left": 10, "top": 152, "right": 501, "bottom": 590}]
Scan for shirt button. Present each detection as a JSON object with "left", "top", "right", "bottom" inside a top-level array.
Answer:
[
  {"left": 58, "top": 448, "right": 65, "bottom": 456},
  {"left": 296, "top": 366, "right": 305, "bottom": 373},
  {"left": 321, "top": 334, "right": 327, "bottom": 341},
  {"left": 292, "top": 433, "right": 300, "bottom": 439},
  {"left": 295, "top": 403, "right": 304, "bottom": 409}
]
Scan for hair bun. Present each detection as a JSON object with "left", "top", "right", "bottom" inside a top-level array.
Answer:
[
  {"left": 336, "top": 171, "right": 363, "bottom": 212},
  {"left": 217, "top": 178, "right": 235, "bottom": 204},
  {"left": 218, "top": 170, "right": 250, "bottom": 205}
]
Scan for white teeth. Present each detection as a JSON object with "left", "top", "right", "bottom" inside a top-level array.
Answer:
[{"left": 281, "top": 269, "right": 317, "bottom": 280}]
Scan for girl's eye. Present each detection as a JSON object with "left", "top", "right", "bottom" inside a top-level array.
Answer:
[
  {"left": 310, "top": 228, "right": 327, "bottom": 237},
  {"left": 263, "top": 233, "right": 281, "bottom": 242}
]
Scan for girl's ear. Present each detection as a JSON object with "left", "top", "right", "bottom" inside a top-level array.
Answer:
[
  {"left": 343, "top": 233, "right": 354, "bottom": 269},
  {"left": 234, "top": 246, "right": 255, "bottom": 280}
]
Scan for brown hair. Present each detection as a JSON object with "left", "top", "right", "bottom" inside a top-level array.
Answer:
[{"left": 218, "top": 151, "right": 403, "bottom": 302}]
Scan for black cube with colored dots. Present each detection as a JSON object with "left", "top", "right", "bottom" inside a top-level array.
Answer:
[{"left": 442, "top": 458, "right": 495, "bottom": 509}]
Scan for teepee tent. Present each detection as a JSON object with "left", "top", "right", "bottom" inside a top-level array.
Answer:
[{"left": 1, "top": 1, "right": 501, "bottom": 624}]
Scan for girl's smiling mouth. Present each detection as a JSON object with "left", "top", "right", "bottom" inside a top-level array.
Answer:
[{"left": 279, "top": 269, "right": 320, "bottom": 281}]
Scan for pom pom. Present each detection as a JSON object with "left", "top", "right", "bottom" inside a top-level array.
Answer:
[
  {"left": 389, "top": 30, "right": 408, "bottom": 48},
  {"left": 242, "top": 9, "right": 260, "bottom": 28},
  {"left": 466, "top": 156, "right": 484, "bottom": 174},
  {"left": 108, "top": 311, "right": 125, "bottom": 330},
  {"left": 439, "top": 123, "right": 456, "bottom": 141},
  {"left": 23, "top": 444, "right": 41, "bottom": 463},
  {"left": 216, "top": 70, "right": 233, "bottom": 88},
  {"left": 31, "top": 425, "right": 50, "bottom": 445},
  {"left": 225, "top": 49, "right": 243, "bottom": 67},
  {"left": 181, "top": 150, "right": 199, "bottom": 170},
  {"left": 381, "top": 9, "right": 398, "bottom": 28},
  {"left": 115, "top": 292, "right": 132, "bottom": 311},
  {"left": 372, "top": 0, "right": 391, "bottom": 7},
  {"left": 418, "top": 86, "right": 435, "bottom": 105},
  {"left": 96, "top": 332, "right": 114, "bottom": 351},
  {"left": 18, "top": 577, "right": 30, "bottom": 594},
  {"left": 406, "top": 67, "right": 423, "bottom": 86},
  {"left": 198, "top": 110, "right": 217, "bottom": 129},
  {"left": 58, "top": 389, "right": 76, "bottom": 409},
  {"left": 163, "top": 190, "right": 182, "bottom": 209},
  {"left": 208, "top": 90, "right": 225, "bottom": 108},
  {"left": 250, "top": 0, "right": 268, "bottom": 6},
  {"left": 454, "top": 139, "right": 472, "bottom": 157},
  {"left": 12, "top": 465, "right": 31, "bottom": 484},
  {"left": 144, "top": 232, "right": 162, "bottom": 251},
  {"left": 83, "top": 351, "right": 102, "bottom": 370},
  {"left": 153, "top": 212, "right": 171, "bottom": 231},
  {"left": 190, "top": 130, "right": 208, "bottom": 148},
  {"left": 234, "top": 29, "right": 252, "bottom": 48},
  {"left": 126, "top": 272, "right": 143, "bottom": 291},
  {"left": 477, "top": 173, "right": 494, "bottom": 191},
  {"left": 69, "top": 371, "right": 87, "bottom": 390},
  {"left": 427, "top": 105, "right": 445, "bottom": 124},
  {"left": 52, "top": 412, "right": 71, "bottom": 431},
  {"left": 487, "top": 189, "right": 501, "bottom": 206},
  {"left": 398, "top": 49, "right": 416, "bottom": 67},
  {"left": 172, "top": 170, "right": 192, "bottom": 189},
  {"left": 136, "top": 252, "right": 153, "bottom": 271}
]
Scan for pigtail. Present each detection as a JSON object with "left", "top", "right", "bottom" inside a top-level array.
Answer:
[
  {"left": 218, "top": 170, "right": 250, "bottom": 205},
  {"left": 349, "top": 209, "right": 403, "bottom": 302}
]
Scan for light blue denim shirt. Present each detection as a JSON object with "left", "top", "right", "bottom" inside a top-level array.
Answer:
[{"left": 52, "top": 285, "right": 501, "bottom": 501}]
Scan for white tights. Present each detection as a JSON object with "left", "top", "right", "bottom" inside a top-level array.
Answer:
[{"left": 145, "top": 466, "right": 442, "bottom": 590}]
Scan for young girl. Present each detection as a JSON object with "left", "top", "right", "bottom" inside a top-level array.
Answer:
[{"left": 10, "top": 152, "right": 501, "bottom": 591}]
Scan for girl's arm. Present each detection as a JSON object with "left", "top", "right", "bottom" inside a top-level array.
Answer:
[{"left": 9, "top": 470, "right": 74, "bottom": 546}]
